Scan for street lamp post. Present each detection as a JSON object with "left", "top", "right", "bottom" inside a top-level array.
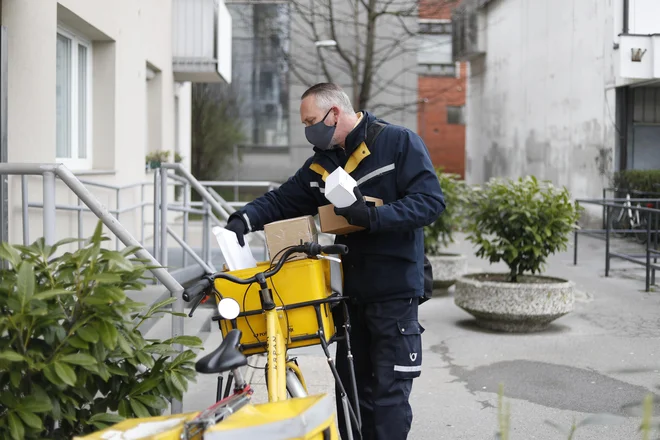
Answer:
[{"left": 314, "top": 40, "right": 337, "bottom": 84}]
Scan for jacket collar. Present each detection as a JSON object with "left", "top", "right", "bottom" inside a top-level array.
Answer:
[{"left": 312, "top": 110, "right": 375, "bottom": 158}]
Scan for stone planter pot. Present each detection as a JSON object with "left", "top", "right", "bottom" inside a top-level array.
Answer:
[
  {"left": 428, "top": 253, "right": 468, "bottom": 289},
  {"left": 454, "top": 273, "right": 574, "bottom": 332}
]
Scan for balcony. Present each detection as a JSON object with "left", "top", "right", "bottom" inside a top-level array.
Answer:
[
  {"left": 618, "top": 35, "right": 660, "bottom": 80},
  {"left": 172, "top": 0, "right": 232, "bottom": 83},
  {"left": 451, "top": 0, "right": 488, "bottom": 62}
]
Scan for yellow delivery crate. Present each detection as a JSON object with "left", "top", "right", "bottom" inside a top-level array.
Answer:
[
  {"left": 204, "top": 394, "right": 339, "bottom": 440},
  {"left": 215, "top": 258, "right": 336, "bottom": 356},
  {"left": 73, "top": 411, "right": 201, "bottom": 440}
]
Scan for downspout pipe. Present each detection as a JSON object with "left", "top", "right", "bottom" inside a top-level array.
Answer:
[{"left": 623, "top": 0, "right": 629, "bottom": 34}]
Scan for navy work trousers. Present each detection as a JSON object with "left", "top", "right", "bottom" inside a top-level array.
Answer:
[{"left": 333, "top": 297, "right": 424, "bottom": 440}]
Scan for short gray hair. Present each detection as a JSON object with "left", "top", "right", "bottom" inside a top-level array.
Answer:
[{"left": 301, "top": 83, "right": 354, "bottom": 113}]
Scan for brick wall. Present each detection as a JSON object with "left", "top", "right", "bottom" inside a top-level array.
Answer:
[{"left": 417, "top": 0, "right": 467, "bottom": 178}]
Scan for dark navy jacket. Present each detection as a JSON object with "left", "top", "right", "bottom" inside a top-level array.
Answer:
[{"left": 234, "top": 111, "right": 445, "bottom": 302}]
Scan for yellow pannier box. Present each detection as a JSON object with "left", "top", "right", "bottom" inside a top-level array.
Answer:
[
  {"left": 204, "top": 394, "right": 339, "bottom": 440},
  {"left": 215, "top": 257, "right": 337, "bottom": 356},
  {"left": 73, "top": 411, "right": 200, "bottom": 440}
]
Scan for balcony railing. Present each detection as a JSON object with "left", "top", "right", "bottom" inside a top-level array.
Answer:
[
  {"left": 172, "top": 0, "right": 232, "bottom": 83},
  {"left": 451, "top": 0, "right": 487, "bottom": 62}
]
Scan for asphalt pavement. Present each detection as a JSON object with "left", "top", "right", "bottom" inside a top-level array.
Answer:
[{"left": 184, "top": 233, "right": 660, "bottom": 439}]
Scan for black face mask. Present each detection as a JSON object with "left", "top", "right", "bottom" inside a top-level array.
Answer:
[{"left": 305, "top": 109, "right": 336, "bottom": 150}]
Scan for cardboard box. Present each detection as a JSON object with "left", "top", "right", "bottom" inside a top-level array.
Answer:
[
  {"left": 318, "top": 196, "right": 383, "bottom": 235},
  {"left": 264, "top": 215, "right": 318, "bottom": 262}
]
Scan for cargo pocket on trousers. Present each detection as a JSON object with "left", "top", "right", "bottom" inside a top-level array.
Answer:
[{"left": 393, "top": 319, "right": 425, "bottom": 379}]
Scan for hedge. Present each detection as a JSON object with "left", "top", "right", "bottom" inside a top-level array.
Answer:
[{"left": 611, "top": 170, "right": 660, "bottom": 194}]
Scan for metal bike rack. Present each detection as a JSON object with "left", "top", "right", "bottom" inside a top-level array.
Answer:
[{"left": 574, "top": 197, "right": 660, "bottom": 291}]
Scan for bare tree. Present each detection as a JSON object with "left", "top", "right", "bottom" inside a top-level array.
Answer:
[
  {"left": 282, "top": 0, "right": 461, "bottom": 113},
  {"left": 191, "top": 82, "right": 247, "bottom": 181}
]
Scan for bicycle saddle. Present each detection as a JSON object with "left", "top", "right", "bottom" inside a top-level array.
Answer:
[{"left": 195, "top": 329, "right": 248, "bottom": 374}]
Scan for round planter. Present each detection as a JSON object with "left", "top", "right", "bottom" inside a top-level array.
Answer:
[
  {"left": 454, "top": 273, "right": 575, "bottom": 332},
  {"left": 428, "top": 253, "right": 468, "bottom": 289}
]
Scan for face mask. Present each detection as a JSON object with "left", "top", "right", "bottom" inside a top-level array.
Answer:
[{"left": 305, "top": 109, "right": 336, "bottom": 150}]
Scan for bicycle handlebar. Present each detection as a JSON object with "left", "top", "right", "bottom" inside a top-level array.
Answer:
[
  {"left": 182, "top": 242, "right": 348, "bottom": 304},
  {"left": 182, "top": 278, "right": 213, "bottom": 302}
]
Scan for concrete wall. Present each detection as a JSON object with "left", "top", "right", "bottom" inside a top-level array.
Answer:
[
  {"left": 1, "top": 0, "right": 192, "bottom": 245},
  {"left": 465, "top": 0, "right": 617, "bottom": 207}
]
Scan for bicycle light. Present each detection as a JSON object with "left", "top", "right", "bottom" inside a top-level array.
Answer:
[{"left": 218, "top": 298, "right": 241, "bottom": 320}]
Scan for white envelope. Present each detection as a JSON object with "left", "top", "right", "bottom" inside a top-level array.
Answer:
[{"left": 213, "top": 226, "right": 258, "bottom": 271}]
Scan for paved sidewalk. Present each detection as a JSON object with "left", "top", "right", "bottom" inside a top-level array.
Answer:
[{"left": 184, "top": 233, "right": 660, "bottom": 439}]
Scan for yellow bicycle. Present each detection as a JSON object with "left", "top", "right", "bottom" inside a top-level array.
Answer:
[{"left": 79, "top": 242, "right": 361, "bottom": 440}]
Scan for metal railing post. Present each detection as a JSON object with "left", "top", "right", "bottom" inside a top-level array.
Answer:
[
  {"left": 202, "top": 198, "right": 210, "bottom": 266},
  {"left": 602, "top": 188, "right": 607, "bottom": 230},
  {"left": 160, "top": 168, "right": 168, "bottom": 269},
  {"left": 77, "top": 197, "right": 83, "bottom": 249},
  {"left": 42, "top": 171, "right": 56, "bottom": 245},
  {"left": 115, "top": 188, "right": 121, "bottom": 250},
  {"left": 645, "top": 212, "right": 651, "bottom": 291},
  {"left": 573, "top": 230, "right": 578, "bottom": 265},
  {"left": 140, "top": 183, "right": 145, "bottom": 244},
  {"left": 162, "top": 170, "right": 184, "bottom": 417},
  {"left": 153, "top": 169, "right": 160, "bottom": 267},
  {"left": 605, "top": 205, "right": 611, "bottom": 277},
  {"left": 654, "top": 210, "right": 658, "bottom": 286},
  {"left": 183, "top": 182, "right": 190, "bottom": 268},
  {"left": 21, "top": 176, "right": 28, "bottom": 245}
]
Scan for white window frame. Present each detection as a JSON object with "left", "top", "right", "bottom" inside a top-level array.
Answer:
[
  {"left": 417, "top": 20, "right": 456, "bottom": 77},
  {"left": 56, "top": 25, "right": 93, "bottom": 170}
]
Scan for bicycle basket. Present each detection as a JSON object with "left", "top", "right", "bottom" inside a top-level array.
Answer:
[{"left": 214, "top": 258, "right": 337, "bottom": 355}]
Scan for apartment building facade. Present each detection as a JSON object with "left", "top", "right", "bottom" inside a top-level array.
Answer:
[
  {"left": 453, "top": 0, "right": 660, "bottom": 211},
  {"left": 418, "top": 0, "right": 467, "bottom": 178},
  {"left": 0, "top": 0, "right": 231, "bottom": 246}
]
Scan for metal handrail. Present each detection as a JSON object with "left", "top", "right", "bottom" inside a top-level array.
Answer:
[{"left": 159, "top": 164, "right": 269, "bottom": 265}]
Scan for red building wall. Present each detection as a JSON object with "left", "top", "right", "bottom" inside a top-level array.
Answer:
[{"left": 418, "top": 0, "right": 467, "bottom": 178}]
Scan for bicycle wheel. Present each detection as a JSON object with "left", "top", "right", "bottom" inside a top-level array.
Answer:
[
  {"left": 633, "top": 214, "right": 649, "bottom": 245},
  {"left": 609, "top": 206, "right": 628, "bottom": 238}
]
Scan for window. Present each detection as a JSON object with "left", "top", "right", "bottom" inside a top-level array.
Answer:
[
  {"left": 447, "top": 106, "right": 465, "bottom": 125},
  {"left": 419, "top": 21, "right": 452, "bottom": 34},
  {"left": 418, "top": 20, "right": 456, "bottom": 77},
  {"left": 56, "top": 26, "right": 92, "bottom": 168}
]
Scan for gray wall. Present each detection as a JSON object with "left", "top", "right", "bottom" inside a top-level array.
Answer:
[{"left": 465, "top": 0, "right": 617, "bottom": 202}]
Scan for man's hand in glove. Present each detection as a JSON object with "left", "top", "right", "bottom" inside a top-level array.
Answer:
[
  {"left": 225, "top": 215, "right": 248, "bottom": 247},
  {"left": 334, "top": 187, "right": 373, "bottom": 230}
]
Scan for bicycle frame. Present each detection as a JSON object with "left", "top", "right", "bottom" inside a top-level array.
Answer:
[{"left": 266, "top": 305, "right": 288, "bottom": 402}]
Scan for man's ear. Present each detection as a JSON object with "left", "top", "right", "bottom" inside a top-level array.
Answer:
[{"left": 332, "top": 106, "right": 340, "bottom": 126}]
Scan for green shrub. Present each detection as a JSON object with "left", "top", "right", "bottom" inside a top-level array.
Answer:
[
  {"left": 424, "top": 171, "right": 473, "bottom": 255},
  {"left": 0, "top": 222, "right": 202, "bottom": 440},
  {"left": 465, "top": 176, "right": 582, "bottom": 282},
  {"left": 612, "top": 169, "right": 660, "bottom": 194}
]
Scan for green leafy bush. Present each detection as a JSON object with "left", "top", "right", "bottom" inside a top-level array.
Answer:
[
  {"left": 611, "top": 169, "right": 660, "bottom": 195},
  {"left": 465, "top": 176, "right": 581, "bottom": 282},
  {"left": 0, "top": 223, "right": 201, "bottom": 440},
  {"left": 424, "top": 171, "right": 473, "bottom": 255}
]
